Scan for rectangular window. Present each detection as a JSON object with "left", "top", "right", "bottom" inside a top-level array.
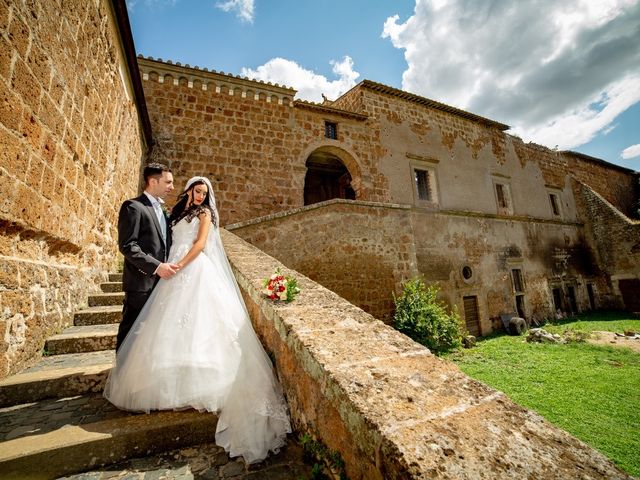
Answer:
[
  {"left": 325, "top": 121, "right": 337, "bottom": 139},
  {"left": 496, "top": 184, "right": 508, "bottom": 209},
  {"left": 493, "top": 181, "right": 513, "bottom": 215},
  {"left": 511, "top": 268, "right": 524, "bottom": 293},
  {"left": 414, "top": 169, "right": 431, "bottom": 201},
  {"left": 549, "top": 193, "right": 560, "bottom": 216}
]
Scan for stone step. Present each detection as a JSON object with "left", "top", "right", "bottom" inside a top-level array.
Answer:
[
  {"left": 100, "top": 281, "right": 123, "bottom": 293},
  {"left": 0, "top": 351, "right": 114, "bottom": 407},
  {"left": 74, "top": 305, "right": 121, "bottom": 326},
  {"left": 108, "top": 273, "right": 123, "bottom": 282},
  {"left": 88, "top": 292, "right": 125, "bottom": 307},
  {"left": 45, "top": 325, "right": 118, "bottom": 355},
  {"left": 0, "top": 394, "right": 217, "bottom": 479}
]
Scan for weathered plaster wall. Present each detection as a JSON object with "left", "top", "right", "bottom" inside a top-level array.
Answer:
[
  {"left": 138, "top": 57, "right": 390, "bottom": 225},
  {"left": 0, "top": 0, "right": 145, "bottom": 376},
  {"left": 358, "top": 87, "right": 580, "bottom": 223},
  {"left": 223, "top": 227, "right": 631, "bottom": 480},
  {"left": 410, "top": 210, "right": 597, "bottom": 331}
]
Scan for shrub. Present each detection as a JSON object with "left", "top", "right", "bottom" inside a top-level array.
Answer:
[{"left": 393, "top": 279, "right": 466, "bottom": 354}]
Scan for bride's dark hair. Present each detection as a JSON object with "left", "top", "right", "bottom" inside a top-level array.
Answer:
[{"left": 169, "top": 179, "right": 217, "bottom": 227}]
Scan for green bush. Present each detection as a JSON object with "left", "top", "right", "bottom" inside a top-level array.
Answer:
[{"left": 393, "top": 279, "right": 465, "bottom": 354}]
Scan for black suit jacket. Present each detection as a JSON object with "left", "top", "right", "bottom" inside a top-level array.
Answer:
[{"left": 118, "top": 193, "right": 172, "bottom": 293}]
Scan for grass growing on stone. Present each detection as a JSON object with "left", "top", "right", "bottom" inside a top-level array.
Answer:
[{"left": 446, "top": 312, "right": 640, "bottom": 477}]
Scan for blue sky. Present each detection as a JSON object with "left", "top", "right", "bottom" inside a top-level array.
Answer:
[{"left": 127, "top": 0, "right": 640, "bottom": 171}]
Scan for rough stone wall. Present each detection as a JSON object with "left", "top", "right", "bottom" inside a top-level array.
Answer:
[
  {"left": 229, "top": 199, "right": 416, "bottom": 322},
  {"left": 138, "top": 58, "right": 390, "bottom": 225},
  {"left": 0, "top": 0, "right": 145, "bottom": 376},
  {"left": 567, "top": 154, "right": 638, "bottom": 218},
  {"left": 330, "top": 85, "right": 364, "bottom": 114},
  {"left": 576, "top": 182, "right": 640, "bottom": 309},
  {"left": 223, "top": 228, "right": 631, "bottom": 480},
  {"left": 230, "top": 200, "right": 594, "bottom": 330},
  {"left": 511, "top": 141, "right": 638, "bottom": 218}
]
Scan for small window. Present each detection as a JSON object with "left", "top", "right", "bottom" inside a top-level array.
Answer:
[
  {"left": 496, "top": 184, "right": 508, "bottom": 209},
  {"left": 414, "top": 169, "right": 431, "bottom": 201},
  {"left": 511, "top": 268, "right": 524, "bottom": 293},
  {"left": 462, "top": 265, "right": 473, "bottom": 280},
  {"left": 325, "top": 121, "right": 337, "bottom": 139},
  {"left": 549, "top": 193, "right": 560, "bottom": 216},
  {"left": 494, "top": 182, "right": 513, "bottom": 215}
]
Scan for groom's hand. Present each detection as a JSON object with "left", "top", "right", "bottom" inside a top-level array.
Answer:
[{"left": 156, "top": 262, "right": 179, "bottom": 279}]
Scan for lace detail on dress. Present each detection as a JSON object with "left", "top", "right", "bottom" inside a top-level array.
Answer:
[
  {"left": 171, "top": 204, "right": 217, "bottom": 228},
  {"left": 256, "top": 398, "right": 290, "bottom": 422}
]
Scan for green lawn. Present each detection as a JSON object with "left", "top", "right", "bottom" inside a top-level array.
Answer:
[{"left": 446, "top": 311, "right": 640, "bottom": 477}]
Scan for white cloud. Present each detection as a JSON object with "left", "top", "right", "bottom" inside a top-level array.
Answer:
[
  {"left": 511, "top": 74, "right": 640, "bottom": 149},
  {"left": 621, "top": 143, "right": 640, "bottom": 159},
  {"left": 216, "top": 0, "right": 254, "bottom": 23},
  {"left": 382, "top": 0, "right": 640, "bottom": 151},
  {"left": 241, "top": 56, "right": 360, "bottom": 102}
]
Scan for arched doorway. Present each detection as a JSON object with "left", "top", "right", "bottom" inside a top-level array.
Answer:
[{"left": 304, "top": 150, "right": 356, "bottom": 205}]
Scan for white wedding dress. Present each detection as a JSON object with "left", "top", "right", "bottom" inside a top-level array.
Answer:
[{"left": 104, "top": 214, "right": 291, "bottom": 464}]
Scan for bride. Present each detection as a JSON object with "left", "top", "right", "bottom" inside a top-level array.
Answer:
[{"left": 104, "top": 176, "right": 291, "bottom": 464}]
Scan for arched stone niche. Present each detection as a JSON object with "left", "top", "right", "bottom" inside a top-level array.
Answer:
[{"left": 301, "top": 144, "right": 363, "bottom": 205}]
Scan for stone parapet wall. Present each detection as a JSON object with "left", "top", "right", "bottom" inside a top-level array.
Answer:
[
  {"left": 0, "top": 0, "right": 145, "bottom": 376},
  {"left": 229, "top": 199, "right": 415, "bottom": 322},
  {"left": 230, "top": 199, "right": 600, "bottom": 330},
  {"left": 138, "top": 57, "right": 390, "bottom": 225},
  {"left": 221, "top": 227, "right": 631, "bottom": 479},
  {"left": 577, "top": 182, "right": 640, "bottom": 308}
]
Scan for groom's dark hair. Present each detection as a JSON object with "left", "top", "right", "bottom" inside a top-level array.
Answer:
[{"left": 143, "top": 163, "right": 171, "bottom": 185}]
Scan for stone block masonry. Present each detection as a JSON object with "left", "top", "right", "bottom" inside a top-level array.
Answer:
[
  {"left": 229, "top": 199, "right": 416, "bottom": 322},
  {"left": 221, "top": 227, "right": 632, "bottom": 479},
  {"left": 138, "top": 57, "right": 390, "bottom": 225},
  {"left": 0, "top": 0, "right": 146, "bottom": 376}
]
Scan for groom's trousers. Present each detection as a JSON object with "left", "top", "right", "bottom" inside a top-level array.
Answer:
[{"left": 117, "top": 291, "right": 151, "bottom": 352}]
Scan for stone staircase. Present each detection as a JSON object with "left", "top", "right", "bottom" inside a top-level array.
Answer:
[{"left": 0, "top": 273, "right": 219, "bottom": 479}]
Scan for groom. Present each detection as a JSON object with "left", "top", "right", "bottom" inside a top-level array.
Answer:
[{"left": 116, "top": 162, "right": 179, "bottom": 351}]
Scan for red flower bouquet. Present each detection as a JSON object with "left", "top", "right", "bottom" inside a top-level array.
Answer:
[{"left": 263, "top": 267, "right": 300, "bottom": 302}]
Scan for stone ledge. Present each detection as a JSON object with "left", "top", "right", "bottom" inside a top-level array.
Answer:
[
  {"left": 0, "top": 362, "right": 112, "bottom": 407},
  {"left": 225, "top": 199, "right": 584, "bottom": 231},
  {"left": 0, "top": 409, "right": 217, "bottom": 479},
  {"left": 226, "top": 199, "right": 411, "bottom": 230},
  {"left": 45, "top": 325, "right": 118, "bottom": 355},
  {"left": 220, "top": 228, "right": 632, "bottom": 479}
]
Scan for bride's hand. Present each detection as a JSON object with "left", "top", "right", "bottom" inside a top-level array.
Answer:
[{"left": 157, "top": 262, "right": 179, "bottom": 278}]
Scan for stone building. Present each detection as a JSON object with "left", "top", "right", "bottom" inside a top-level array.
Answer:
[
  {"left": 137, "top": 57, "right": 640, "bottom": 331},
  {"left": 1, "top": 0, "right": 638, "bottom": 375},
  {"left": 1, "top": 2, "right": 639, "bottom": 478}
]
